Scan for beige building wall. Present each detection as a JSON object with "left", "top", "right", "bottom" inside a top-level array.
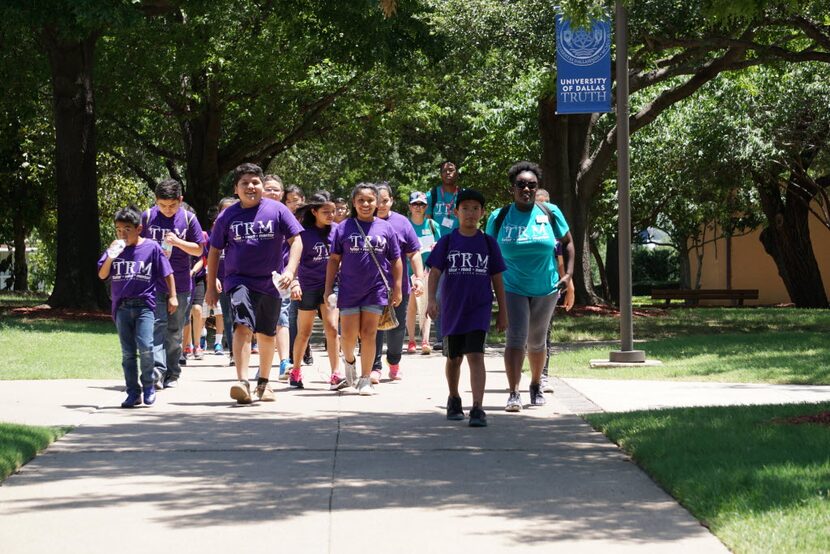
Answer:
[{"left": 688, "top": 210, "right": 830, "bottom": 306}]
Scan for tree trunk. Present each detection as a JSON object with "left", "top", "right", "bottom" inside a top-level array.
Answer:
[
  {"left": 539, "top": 96, "right": 604, "bottom": 305},
  {"left": 757, "top": 179, "right": 828, "bottom": 308},
  {"left": 42, "top": 30, "right": 108, "bottom": 309},
  {"left": 605, "top": 234, "right": 619, "bottom": 304},
  {"left": 180, "top": 80, "right": 222, "bottom": 226},
  {"left": 12, "top": 211, "right": 28, "bottom": 292}
]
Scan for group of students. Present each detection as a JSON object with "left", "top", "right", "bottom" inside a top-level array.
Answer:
[{"left": 99, "top": 159, "right": 574, "bottom": 428}]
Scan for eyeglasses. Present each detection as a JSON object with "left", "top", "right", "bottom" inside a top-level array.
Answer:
[{"left": 514, "top": 180, "right": 538, "bottom": 190}]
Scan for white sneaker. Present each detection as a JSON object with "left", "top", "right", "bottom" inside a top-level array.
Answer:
[
  {"left": 356, "top": 376, "right": 375, "bottom": 396},
  {"left": 541, "top": 376, "right": 554, "bottom": 393},
  {"left": 343, "top": 356, "right": 358, "bottom": 387}
]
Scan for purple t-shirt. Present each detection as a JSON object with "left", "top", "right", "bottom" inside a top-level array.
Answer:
[
  {"left": 331, "top": 218, "right": 401, "bottom": 309},
  {"left": 140, "top": 206, "right": 204, "bottom": 294},
  {"left": 193, "top": 231, "right": 209, "bottom": 280},
  {"left": 298, "top": 224, "right": 337, "bottom": 291},
  {"left": 210, "top": 197, "right": 303, "bottom": 296},
  {"left": 98, "top": 240, "right": 173, "bottom": 321},
  {"left": 380, "top": 211, "right": 421, "bottom": 297},
  {"left": 427, "top": 230, "right": 506, "bottom": 336}
]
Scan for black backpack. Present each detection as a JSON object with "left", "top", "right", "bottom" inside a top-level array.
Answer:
[{"left": 489, "top": 202, "right": 559, "bottom": 238}]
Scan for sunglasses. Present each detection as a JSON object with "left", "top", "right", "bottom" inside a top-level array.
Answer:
[{"left": 514, "top": 179, "right": 538, "bottom": 190}]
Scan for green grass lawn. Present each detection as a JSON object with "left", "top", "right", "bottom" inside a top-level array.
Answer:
[
  {"left": 0, "top": 422, "right": 68, "bottom": 481},
  {"left": 553, "top": 331, "right": 830, "bottom": 384},
  {"left": 0, "top": 291, "right": 49, "bottom": 309},
  {"left": 586, "top": 403, "right": 830, "bottom": 554},
  {"left": 0, "top": 316, "right": 121, "bottom": 379}
]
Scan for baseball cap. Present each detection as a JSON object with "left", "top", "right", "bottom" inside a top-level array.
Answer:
[
  {"left": 455, "top": 188, "right": 485, "bottom": 208},
  {"left": 409, "top": 191, "right": 427, "bottom": 204}
]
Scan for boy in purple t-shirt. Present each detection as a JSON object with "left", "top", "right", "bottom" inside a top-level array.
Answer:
[
  {"left": 98, "top": 207, "right": 176, "bottom": 408},
  {"left": 205, "top": 163, "right": 304, "bottom": 405},
  {"left": 427, "top": 189, "right": 507, "bottom": 427},
  {"left": 140, "top": 178, "right": 205, "bottom": 389}
]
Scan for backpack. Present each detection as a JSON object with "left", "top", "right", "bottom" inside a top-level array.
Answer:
[{"left": 489, "top": 202, "right": 559, "bottom": 239}]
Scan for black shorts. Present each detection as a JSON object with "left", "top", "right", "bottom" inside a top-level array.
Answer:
[
  {"left": 191, "top": 276, "right": 206, "bottom": 306},
  {"left": 298, "top": 287, "right": 326, "bottom": 311},
  {"left": 443, "top": 330, "right": 487, "bottom": 359},
  {"left": 230, "top": 284, "right": 280, "bottom": 336}
]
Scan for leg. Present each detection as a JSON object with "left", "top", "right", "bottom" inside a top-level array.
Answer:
[
  {"left": 255, "top": 332, "right": 276, "bottom": 380},
  {"left": 152, "top": 291, "right": 169, "bottom": 377},
  {"left": 445, "top": 356, "right": 462, "bottom": 398},
  {"left": 219, "top": 291, "right": 233, "bottom": 355},
  {"left": 321, "top": 304, "right": 341, "bottom": 373},
  {"left": 384, "top": 293, "right": 409, "bottom": 369},
  {"left": 232, "top": 325, "right": 253, "bottom": 381},
  {"left": 406, "top": 294, "right": 417, "bottom": 345},
  {"left": 191, "top": 303, "right": 204, "bottom": 356},
  {"left": 116, "top": 306, "right": 140, "bottom": 395},
  {"left": 164, "top": 292, "right": 190, "bottom": 381},
  {"left": 136, "top": 307, "right": 156, "bottom": 389},
  {"left": 358, "top": 311, "right": 381, "bottom": 378},
  {"left": 340, "top": 313, "right": 360, "bottom": 365},
  {"left": 290, "top": 308, "right": 316, "bottom": 388},
  {"left": 466, "top": 352, "right": 486, "bottom": 408},
  {"left": 526, "top": 293, "right": 559, "bottom": 404},
  {"left": 503, "top": 291, "right": 530, "bottom": 392},
  {"left": 288, "top": 299, "right": 299, "bottom": 363}
]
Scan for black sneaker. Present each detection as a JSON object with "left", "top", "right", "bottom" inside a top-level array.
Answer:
[
  {"left": 163, "top": 376, "right": 179, "bottom": 389},
  {"left": 432, "top": 342, "right": 443, "bottom": 352},
  {"left": 179, "top": 356, "right": 187, "bottom": 366},
  {"left": 303, "top": 348, "right": 314, "bottom": 366},
  {"left": 121, "top": 390, "right": 142, "bottom": 408},
  {"left": 529, "top": 382, "right": 545, "bottom": 406},
  {"left": 468, "top": 406, "right": 487, "bottom": 427},
  {"left": 446, "top": 396, "right": 464, "bottom": 421}
]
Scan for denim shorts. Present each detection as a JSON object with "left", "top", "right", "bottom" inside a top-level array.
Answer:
[
  {"left": 340, "top": 304, "right": 384, "bottom": 316},
  {"left": 277, "top": 296, "right": 291, "bottom": 327}
]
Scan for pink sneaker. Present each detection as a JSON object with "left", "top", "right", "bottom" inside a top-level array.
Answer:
[
  {"left": 407, "top": 341, "right": 417, "bottom": 354},
  {"left": 329, "top": 373, "right": 348, "bottom": 391},
  {"left": 289, "top": 367, "right": 304, "bottom": 389},
  {"left": 389, "top": 364, "right": 401, "bottom": 381},
  {"left": 370, "top": 369, "right": 381, "bottom": 384}
]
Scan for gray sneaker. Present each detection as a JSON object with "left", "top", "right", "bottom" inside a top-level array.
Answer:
[
  {"left": 343, "top": 356, "right": 358, "bottom": 387},
  {"left": 505, "top": 391, "right": 522, "bottom": 412},
  {"left": 356, "top": 376, "right": 375, "bottom": 396}
]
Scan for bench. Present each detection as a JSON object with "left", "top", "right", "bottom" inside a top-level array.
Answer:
[{"left": 651, "top": 288, "right": 759, "bottom": 306}]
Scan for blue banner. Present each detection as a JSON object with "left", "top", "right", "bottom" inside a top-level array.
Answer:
[{"left": 555, "top": 16, "right": 612, "bottom": 114}]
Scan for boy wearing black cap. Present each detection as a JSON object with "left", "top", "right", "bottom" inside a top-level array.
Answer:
[{"left": 426, "top": 189, "right": 507, "bottom": 427}]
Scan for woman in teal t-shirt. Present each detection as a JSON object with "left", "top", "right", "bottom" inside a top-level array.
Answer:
[
  {"left": 406, "top": 191, "right": 440, "bottom": 354},
  {"left": 485, "top": 161, "right": 574, "bottom": 412}
]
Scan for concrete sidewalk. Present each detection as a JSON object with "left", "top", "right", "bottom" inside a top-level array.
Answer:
[{"left": 0, "top": 349, "right": 737, "bottom": 553}]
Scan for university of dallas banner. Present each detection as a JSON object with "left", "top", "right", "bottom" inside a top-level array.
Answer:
[{"left": 555, "top": 16, "right": 612, "bottom": 114}]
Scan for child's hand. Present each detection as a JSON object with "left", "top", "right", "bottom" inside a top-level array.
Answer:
[
  {"left": 167, "top": 295, "right": 179, "bottom": 314},
  {"left": 495, "top": 308, "right": 507, "bottom": 332},
  {"left": 391, "top": 286, "right": 402, "bottom": 307},
  {"left": 290, "top": 281, "right": 302, "bottom": 301}
]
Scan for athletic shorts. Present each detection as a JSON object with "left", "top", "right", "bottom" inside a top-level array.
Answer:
[
  {"left": 443, "top": 330, "right": 487, "bottom": 359},
  {"left": 340, "top": 304, "right": 384, "bottom": 316},
  {"left": 298, "top": 288, "right": 326, "bottom": 311},
  {"left": 229, "top": 284, "right": 280, "bottom": 336},
  {"left": 191, "top": 277, "right": 206, "bottom": 306}
]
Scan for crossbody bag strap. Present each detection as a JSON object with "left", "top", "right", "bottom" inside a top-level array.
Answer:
[{"left": 354, "top": 218, "right": 391, "bottom": 293}]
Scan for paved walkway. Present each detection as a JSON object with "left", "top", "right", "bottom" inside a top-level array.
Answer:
[{"left": 10, "top": 346, "right": 828, "bottom": 553}]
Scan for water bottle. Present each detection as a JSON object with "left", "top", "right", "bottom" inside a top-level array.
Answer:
[
  {"left": 107, "top": 239, "right": 126, "bottom": 258},
  {"left": 161, "top": 240, "right": 173, "bottom": 257},
  {"left": 272, "top": 271, "right": 291, "bottom": 299}
]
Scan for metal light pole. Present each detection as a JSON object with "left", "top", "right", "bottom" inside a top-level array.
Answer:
[{"left": 609, "top": 0, "right": 645, "bottom": 363}]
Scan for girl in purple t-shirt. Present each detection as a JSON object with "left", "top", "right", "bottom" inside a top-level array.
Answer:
[
  {"left": 287, "top": 192, "right": 343, "bottom": 390},
  {"left": 325, "top": 183, "right": 402, "bottom": 396}
]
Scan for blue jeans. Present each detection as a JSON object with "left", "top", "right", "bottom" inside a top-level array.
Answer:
[
  {"left": 116, "top": 300, "right": 155, "bottom": 393},
  {"left": 219, "top": 290, "right": 233, "bottom": 353},
  {"left": 153, "top": 291, "right": 191, "bottom": 379},
  {"left": 373, "top": 293, "right": 409, "bottom": 369}
]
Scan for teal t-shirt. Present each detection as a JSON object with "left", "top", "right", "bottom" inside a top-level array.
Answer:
[
  {"left": 408, "top": 218, "right": 441, "bottom": 275},
  {"left": 485, "top": 202, "right": 569, "bottom": 297},
  {"left": 426, "top": 186, "right": 460, "bottom": 237}
]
